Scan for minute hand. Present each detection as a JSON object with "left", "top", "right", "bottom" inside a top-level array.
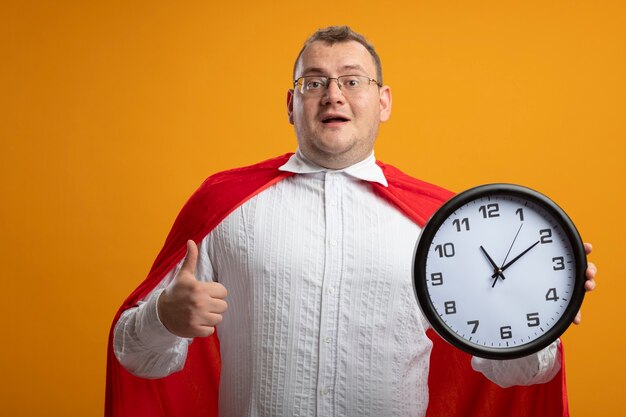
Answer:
[{"left": 491, "top": 240, "right": 541, "bottom": 278}]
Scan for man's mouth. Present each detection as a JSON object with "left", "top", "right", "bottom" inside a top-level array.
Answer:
[{"left": 321, "top": 115, "right": 350, "bottom": 124}]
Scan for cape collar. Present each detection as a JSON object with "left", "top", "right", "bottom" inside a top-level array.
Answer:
[{"left": 278, "top": 148, "right": 388, "bottom": 187}]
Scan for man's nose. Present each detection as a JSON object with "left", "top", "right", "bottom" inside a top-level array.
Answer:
[{"left": 322, "top": 79, "right": 345, "bottom": 104}]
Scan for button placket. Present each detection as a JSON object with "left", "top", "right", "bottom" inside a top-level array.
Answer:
[{"left": 316, "top": 172, "right": 343, "bottom": 416}]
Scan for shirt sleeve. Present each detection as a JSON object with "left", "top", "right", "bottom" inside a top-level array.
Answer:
[
  {"left": 113, "top": 236, "right": 216, "bottom": 379},
  {"left": 470, "top": 339, "right": 562, "bottom": 388}
]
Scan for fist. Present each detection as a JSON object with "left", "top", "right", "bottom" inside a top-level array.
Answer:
[{"left": 158, "top": 240, "right": 228, "bottom": 338}]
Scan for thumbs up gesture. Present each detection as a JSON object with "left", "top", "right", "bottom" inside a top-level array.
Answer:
[{"left": 157, "top": 240, "right": 228, "bottom": 338}]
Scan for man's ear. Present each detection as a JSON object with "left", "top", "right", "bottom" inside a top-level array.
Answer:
[
  {"left": 379, "top": 85, "right": 392, "bottom": 122},
  {"left": 287, "top": 89, "right": 295, "bottom": 125}
]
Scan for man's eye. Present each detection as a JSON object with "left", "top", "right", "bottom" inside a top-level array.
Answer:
[
  {"left": 306, "top": 79, "right": 325, "bottom": 90},
  {"left": 342, "top": 77, "right": 361, "bottom": 88}
]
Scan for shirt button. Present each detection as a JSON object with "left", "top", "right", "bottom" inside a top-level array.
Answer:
[
  {"left": 321, "top": 387, "right": 329, "bottom": 396},
  {"left": 324, "top": 336, "right": 332, "bottom": 344},
  {"left": 329, "top": 199, "right": 337, "bottom": 207},
  {"left": 330, "top": 240, "right": 337, "bottom": 247},
  {"left": 327, "top": 287, "right": 335, "bottom": 294}
]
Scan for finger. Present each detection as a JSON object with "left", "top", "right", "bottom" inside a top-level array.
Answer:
[
  {"left": 584, "top": 242, "right": 593, "bottom": 255},
  {"left": 196, "top": 313, "right": 224, "bottom": 330},
  {"left": 573, "top": 311, "right": 582, "bottom": 325},
  {"left": 180, "top": 240, "right": 199, "bottom": 276},
  {"left": 585, "top": 262, "right": 597, "bottom": 292},
  {"left": 586, "top": 262, "right": 597, "bottom": 278},
  {"left": 193, "top": 325, "right": 216, "bottom": 338},
  {"left": 205, "top": 312, "right": 224, "bottom": 326},
  {"left": 207, "top": 282, "right": 228, "bottom": 299},
  {"left": 209, "top": 298, "right": 228, "bottom": 314}
]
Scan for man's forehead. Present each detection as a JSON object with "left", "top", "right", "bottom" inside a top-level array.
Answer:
[{"left": 296, "top": 40, "right": 376, "bottom": 76}]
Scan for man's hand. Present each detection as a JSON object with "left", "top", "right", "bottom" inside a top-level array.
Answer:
[
  {"left": 157, "top": 240, "right": 228, "bottom": 338},
  {"left": 573, "top": 242, "right": 597, "bottom": 325}
]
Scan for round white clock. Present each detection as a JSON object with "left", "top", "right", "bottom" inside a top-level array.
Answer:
[{"left": 413, "top": 184, "right": 586, "bottom": 359}]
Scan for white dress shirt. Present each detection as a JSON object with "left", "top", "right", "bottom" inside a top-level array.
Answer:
[{"left": 114, "top": 150, "right": 561, "bottom": 417}]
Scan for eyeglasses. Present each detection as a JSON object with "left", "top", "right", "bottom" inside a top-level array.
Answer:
[{"left": 294, "top": 75, "right": 381, "bottom": 96}]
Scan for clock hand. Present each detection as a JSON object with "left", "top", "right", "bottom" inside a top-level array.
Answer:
[
  {"left": 490, "top": 223, "right": 524, "bottom": 287},
  {"left": 491, "top": 240, "right": 541, "bottom": 278},
  {"left": 500, "top": 223, "right": 523, "bottom": 268},
  {"left": 480, "top": 245, "right": 507, "bottom": 281},
  {"left": 481, "top": 245, "right": 507, "bottom": 288}
]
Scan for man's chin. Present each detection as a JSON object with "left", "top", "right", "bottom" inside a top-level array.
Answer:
[
  {"left": 314, "top": 135, "right": 355, "bottom": 154},
  {"left": 316, "top": 145, "right": 354, "bottom": 161}
]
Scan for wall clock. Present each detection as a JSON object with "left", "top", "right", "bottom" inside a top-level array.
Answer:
[{"left": 413, "top": 184, "right": 586, "bottom": 359}]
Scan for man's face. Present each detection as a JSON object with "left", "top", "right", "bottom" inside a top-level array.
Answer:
[{"left": 287, "top": 40, "right": 392, "bottom": 169}]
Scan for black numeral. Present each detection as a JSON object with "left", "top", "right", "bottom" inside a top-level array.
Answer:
[
  {"left": 552, "top": 256, "right": 565, "bottom": 270},
  {"left": 516, "top": 208, "right": 525, "bottom": 221},
  {"left": 540, "top": 229, "right": 553, "bottom": 244},
  {"left": 430, "top": 272, "right": 443, "bottom": 286},
  {"left": 467, "top": 320, "right": 479, "bottom": 334},
  {"left": 452, "top": 218, "right": 470, "bottom": 232},
  {"left": 500, "top": 326, "right": 513, "bottom": 339},
  {"left": 545, "top": 288, "right": 559, "bottom": 302},
  {"left": 434, "top": 243, "right": 455, "bottom": 258},
  {"left": 444, "top": 301, "right": 457, "bottom": 314},
  {"left": 479, "top": 203, "right": 500, "bottom": 218},
  {"left": 526, "top": 312, "right": 540, "bottom": 327}
]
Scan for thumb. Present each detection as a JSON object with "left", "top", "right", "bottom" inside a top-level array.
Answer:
[{"left": 179, "top": 239, "right": 199, "bottom": 276}]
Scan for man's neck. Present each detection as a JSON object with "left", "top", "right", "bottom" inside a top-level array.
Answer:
[{"left": 298, "top": 149, "right": 374, "bottom": 170}]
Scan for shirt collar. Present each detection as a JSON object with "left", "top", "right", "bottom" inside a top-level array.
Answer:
[{"left": 278, "top": 148, "right": 388, "bottom": 187}]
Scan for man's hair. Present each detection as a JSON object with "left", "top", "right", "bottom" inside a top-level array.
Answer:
[{"left": 293, "top": 25, "right": 383, "bottom": 84}]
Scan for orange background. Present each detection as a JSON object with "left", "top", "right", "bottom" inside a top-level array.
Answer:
[{"left": 1, "top": 1, "right": 624, "bottom": 416}]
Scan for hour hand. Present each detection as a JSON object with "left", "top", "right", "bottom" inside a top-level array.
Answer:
[
  {"left": 480, "top": 245, "right": 506, "bottom": 285},
  {"left": 491, "top": 240, "right": 541, "bottom": 278}
]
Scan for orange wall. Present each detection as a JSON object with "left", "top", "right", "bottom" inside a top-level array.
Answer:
[{"left": 1, "top": 1, "right": 623, "bottom": 415}]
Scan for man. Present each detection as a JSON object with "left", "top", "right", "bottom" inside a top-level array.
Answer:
[{"left": 107, "top": 26, "right": 597, "bottom": 417}]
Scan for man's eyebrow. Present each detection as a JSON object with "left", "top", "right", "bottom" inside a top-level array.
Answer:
[
  {"left": 340, "top": 64, "right": 367, "bottom": 73},
  {"left": 299, "top": 67, "right": 326, "bottom": 76},
  {"left": 299, "top": 64, "right": 368, "bottom": 77}
]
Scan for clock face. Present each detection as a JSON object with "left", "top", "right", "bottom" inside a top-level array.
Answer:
[{"left": 413, "top": 184, "right": 586, "bottom": 359}]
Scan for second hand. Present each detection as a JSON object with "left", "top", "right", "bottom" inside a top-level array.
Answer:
[{"left": 500, "top": 223, "right": 524, "bottom": 270}]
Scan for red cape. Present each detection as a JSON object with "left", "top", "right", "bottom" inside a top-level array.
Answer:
[{"left": 105, "top": 153, "right": 569, "bottom": 417}]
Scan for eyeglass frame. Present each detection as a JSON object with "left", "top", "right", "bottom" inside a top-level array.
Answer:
[{"left": 293, "top": 74, "right": 382, "bottom": 95}]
